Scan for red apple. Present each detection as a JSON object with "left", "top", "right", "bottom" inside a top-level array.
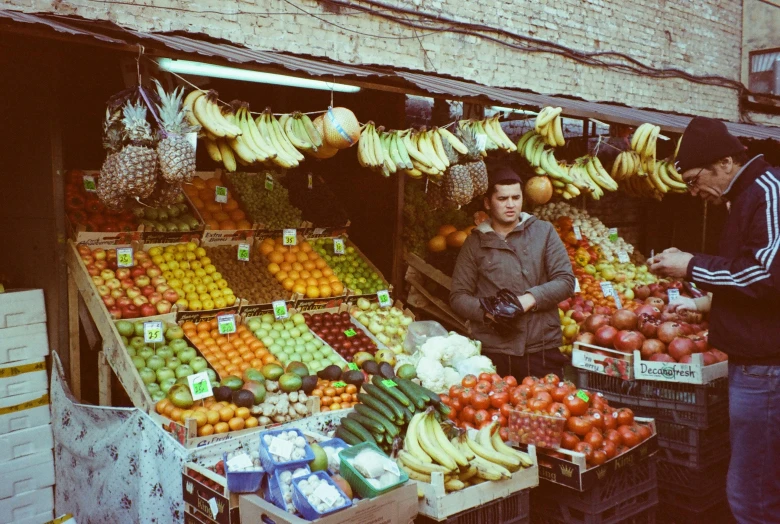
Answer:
[
  {"left": 130, "top": 267, "right": 146, "bottom": 278},
  {"left": 162, "top": 289, "right": 180, "bottom": 303},
  {"left": 140, "top": 260, "right": 154, "bottom": 269},
  {"left": 151, "top": 276, "right": 167, "bottom": 287},
  {"left": 126, "top": 287, "right": 142, "bottom": 299},
  {"left": 668, "top": 337, "right": 695, "bottom": 361},
  {"left": 91, "top": 276, "right": 105, "bottom": 287},
  {"left": 117, "top": 296, "right": 132, "bottom": 308},
  {"left": 108, "top": 306, "right": 122, "bottom": 319},
  {"left": 146, "top": 267, "right": 162, "bottom": 278},
  {"left": 140, "top": 304, "right": 157, "bottom": 317},
  {"left": 120, "top": 278, "right": 135, "bottom": 290},
  {"left": 93, "top": 248, "right": 107, "bottom": 261},
  {"left": 116, "top": 268, "right": 131, "bottom": 280},
  {"left": 135, "top": 251, "right": 149, "bottom": 261},
  {"left": 110, "top": 288, "right": 125, "bottom": 300},
  {"left": 156, "top": 300, "right": 173, "bottom": 314},
  {"left": 101, "top": 269, "right": 116, "bottom": 281},
  {"left": 121, "top": 304, "right": 140, "bottom": 319},
  {"left": 94, "top": 260, "right": 108, "bottom": 271},
  {"left": 155, "top": 284, "right": 170, "bottom": 294},
  {"left": 105, "top": 278, "right": 122, "bottom": 290},
  {"left": 148, "top": 292, "right": 163, "bottom": 305},
  {"left": 134, "top": 275, "right": 151, "bottom": 288},
  {"left": 96, "top": 285, "right": 111, "bottom": 297},
  {"left": 77, "top": 244, "right": 92, "bottom": 256},
  {"left": 81, "top": 255, "right": 95, "bottom": 265},
  {"left": 86, "top": 264, "right": 101, "bottom": 277},
  {"left": 102, "top": 296, "right": 116, "bottom": 307},
  {"left": 132, "top": 295, "right": 149, "bottom": 306},
  {"left": 141, "top": 285, "right": 156, "bottom": 297}
]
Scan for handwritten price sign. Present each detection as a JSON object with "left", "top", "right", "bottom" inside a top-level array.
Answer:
[
  {"left": 283, "top": 229, "right": 297, "bottom": 246},
  {"left": 187, "top": 371, "right": 212, "bottom": 401},
  {"left": 217, "top": 314, "right": 236, "bottom": 335},
  {"left": 215, "top": 186, "right": 228, "bottom": 204},
  {"left": 237, "top": 243, "right": 250, "bottom": 262},
  {"left": 333, "top": 238, "right": 345, "bottom": 255},
  {"left": 143, "top": 321, "right": 164, "bottom": 344},
  {"left": 116, "top": 248, "right": 134, "bottom": 268},
  {"left": 273, "top": 300, "right": 289, "bottom": 320},
  {"left": 377, "top": 289, "right": 391, "bottom": 308}
]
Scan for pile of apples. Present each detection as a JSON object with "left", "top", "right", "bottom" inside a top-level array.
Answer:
[{"left": 78, "top": 244, "right": 179, "bottom": 319}]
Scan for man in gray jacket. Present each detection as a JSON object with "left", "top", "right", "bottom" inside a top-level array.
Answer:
[{"left": 450, "top": 166, "right": 575, "bottom": 378}]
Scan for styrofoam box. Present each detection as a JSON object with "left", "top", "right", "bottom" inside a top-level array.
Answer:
[
  {"left": 0, "top": 359, "right": 47, "bottom": 400},
  {"left": 0, "top": 289, "right": 46, "bottom": 329},
  {"left": 0, "top": 323, "right": 49, "bottom": 365},
  {"left": 0, "top": 424, "right": 53, "bottom": 464},
  {"left": 0, "top": 451, "right": 55, "bottom": 499},
  {"left": 7, "top": 511, "right": 55, "bottom": 524},
  {"left": 0, "top": 487, "right": 54, "bottom": 523},
  {"left": 0, "top": 391, "right": 51, "bottom": 435}
]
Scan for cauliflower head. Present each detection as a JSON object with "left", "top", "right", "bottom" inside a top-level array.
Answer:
[{"left": 416, "top": 356, "right": 448, "bottom": 393}]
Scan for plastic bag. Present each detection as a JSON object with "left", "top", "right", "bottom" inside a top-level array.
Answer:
[{"left": 403, "top": 321, "right": 448, "bottom": 354}]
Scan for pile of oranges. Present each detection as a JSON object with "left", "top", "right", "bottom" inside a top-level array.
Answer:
[
  {"left": 312, "top": 379, "right": 360, "bottom": 412},
  {"left": 182, "top": 319, "right": 280, "bottom": 378},
  {"left": 184, "top": 177, "right": 252, "bottom": 231},
  {"left": 259, "top": 237, "right": 345, "bottom": 299},
  {"left": 155, "top": 397, "right": 259, "bottom": 437}
]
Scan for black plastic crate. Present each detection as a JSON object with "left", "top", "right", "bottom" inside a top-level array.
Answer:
[
  {"left": 656, "top": 458, "right": 729, "bottom": 497},
  {"left": 656, "top": 499, "right": 735, "bottom": 524},
  {"left": 415, "top": 488, "right": 530, "bottom": 524},
  {"left": 655, "top": 420, "right": 730, "bottom": 470},
  {"left": 531, "top": 490, "right": 657, "bottom": 524},
  {"left": 576, "top": 370, "right": 729, "bottom": 429}
]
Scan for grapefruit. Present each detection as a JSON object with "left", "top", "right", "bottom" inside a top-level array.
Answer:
[
  {"left": 427, "top": 235, "right": 447, "bottom": 252},
  {"left": 525, "top": 176, "right": 553, "bottom": 205}
]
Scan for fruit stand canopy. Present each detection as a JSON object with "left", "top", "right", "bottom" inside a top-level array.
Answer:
[{"left": 3, "top": 10, "right": 780, "bottom": 140}]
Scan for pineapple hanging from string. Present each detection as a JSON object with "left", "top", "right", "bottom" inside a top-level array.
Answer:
[
  {"left": 97, "top": 108, "right": 127, "bottom": 211},
  {"left": 153, "top": 79, "right": 198, "bottom": 184},
  {"left": 113, "top": 100, "right": 158, "bottom": 200}
]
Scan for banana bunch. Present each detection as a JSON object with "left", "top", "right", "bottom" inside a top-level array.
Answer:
[
  {"left": 631, "top": 123, "right": 661, "bottom": 173},
  {"left": 534, "top": 106, "right": 565, "bottom": 147},
  {"left": 610, "top": 150, "right": 645, "bottom": 180},
  {"left": 518, "top": 130, "right": 573, "bottom": 185},
  {"left": 282, "top": 112, "right": 325, "bottom": 156},
  {"left": 399, "top": 415, "right": 533, "bottom": 492},
  {"left": 184, "top": 89, "right": 242, "bottom": 141},
  {"left": 620, "top": 176, "right": 663, "bottom": 201},
  {"left": 619, "top": 159, "right": 685, "bottom": 199},
  {"left": 396, "top": 127, "right": 468, "bottom": 180},
  {"left": 578, "top": 155, "right": 618, "bottom": 193},
  {"left": 457, "top": 116, "right": 517, "bottom": 154}
]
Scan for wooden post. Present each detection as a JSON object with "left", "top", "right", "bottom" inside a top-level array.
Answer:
[
  {"left": 392, "top": 170, "right": 406, "bottom": 295},
  {"left": 98, "top": 350, "right": 112, "bottom": 406},
  {"left": 67, "top": 267, "right": 81, "bottom": 401}
]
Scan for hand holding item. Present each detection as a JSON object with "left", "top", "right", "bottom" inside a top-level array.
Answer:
[
  {"left": 480, "top": 288, "right": 525, "bottom": 334},
  {"left": 649, "top": 250, "right": 694, "bottom": 278}
]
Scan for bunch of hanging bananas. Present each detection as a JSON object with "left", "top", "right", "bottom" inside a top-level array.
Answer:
[
  {"left": 555, "top": 156, "right": 617, "bottom": 201},
  {"left": 458, "top": 116, "right": 517, "bottom": 155},
  {"left": 535, "top": 106, "right": 565, "bottom": 147},
  {"left": 630, "top": 123, "right": 661, "bottom": 174},
  {"left": 619, "top": 159, "right": 686, "bottom": 199},
  {"left": 397, "top": 414, "right": 533, "bottom": 492},
  {"left": 610, "top": 150, "right": 645, "bottom": 180}
]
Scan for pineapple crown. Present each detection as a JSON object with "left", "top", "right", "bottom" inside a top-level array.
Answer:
[
  {"left": 121, "top": 100, "right": 154, "bottom": 146},
  {"left": 102, "top": 108, "right": 124, "bottom": 153},
  {"left": 153, "top": 79, "right": 198, "bottom": 137}
]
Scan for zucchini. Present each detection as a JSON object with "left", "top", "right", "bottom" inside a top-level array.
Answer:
[
  {"left": 341, "top": 417, "right": 377, "bottom": 445},
  {"left": 335, "top": 426, "right": 362, "bottom": 446},
  {"left": 347, "top": 412, "right": 385, "bottom": 434},
  {"left": 372, "top": 376, "right": 412, "bottom": 407},
  {"left": 395, "top": 379, "right": 427, "bottom": 410},
  {"left": 399, "top": 404, "right": 414, "bottom": 424},
  {"left": 406, "top": 379, "right": 444, "bottom": 407},
  {"left": 363, "top": 384, "right": 405, "bottom": 421},
  {"left": 357, "top": 392, "right": 399, "bottom": 424},
  {"left": 355, "top": 404, "right": 399, "bottom": 437}
]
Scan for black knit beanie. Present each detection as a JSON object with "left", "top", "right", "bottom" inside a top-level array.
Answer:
[{"left": 675, "top": 116, "right": 746, "bottom": 173}]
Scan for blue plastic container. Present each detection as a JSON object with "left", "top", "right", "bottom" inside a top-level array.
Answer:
[
  {"left": 292, "top": 471, "right": 353, "bottom": 520},
  {"left": 318, "top": 438, "right": 350, "bottom": 474},
  {"left": 266, "top": 464, "right": 311, "bottom": 510},
  {"left": 223, "top": 452, "right": 264, "bottom": 494},
  {"left": 259, "top": 428, "right": 315, "bottom": 473}
]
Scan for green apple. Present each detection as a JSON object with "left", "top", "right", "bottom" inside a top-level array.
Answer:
[
  {"left": 137, "top": 347, "right": 155, "bottom": 361},
  {"left": 134, "top": 322, "right": 146, "bottom": 337},
  {"left": 146, "top": 355, "right": 166, "bottom": 371},
  {"left": 165, "top": 326, "right": 185, "bottom": 341},
  {"left": 190, "top": 356, "right": 208, "bottom": 373},
  {"left": 156, "top": 367, "right": 176, "bottom": 383},
  {"left": 116, "top": 320, "right": 135, "bottom": 337},
  {"left": 151, "top": 390, "right": 167, "bottom": 402},
  {"left": 166, "top": 357, "right": 182, "bottom": 370},
  {"left": 126, "top": 346, "right": 137, "bottom": 358},
  {"left": 146, "top": 382, "right": 161, "bottom": 394},
  {"left": 205, "top": 368, "right": 217, "bottom": 382},
  {"left": 132, "top": 356, "right": 146, "bottom": 370},
  {"left": 175, "top": 364, "right": 193, "bottom": 379},
  {"left": 139, "top": 367, "right": 157, "bottom": 385},
  {"left": 155, "top": 346, "right": 174, "bottom": 360},
  {"left": 261, "top": 313, "right": 274, "bottom": 324},
  {"left": 169, "top": 339, "right": 189, "bottom": 354},
  {"left": 130, "top": 337, "right": 147, "bottom": 351},
  {"left": 159, "top": 377, "right": 177, "bottom": 393},
  {"left": 178, "top": 347, "right": 197, "bottom": 364},
  {"left": 292, "top": 313, "right": 306, "bottom": 326},
  {"left": 246, "top": 318, "right": 263, "bottom": 332}
]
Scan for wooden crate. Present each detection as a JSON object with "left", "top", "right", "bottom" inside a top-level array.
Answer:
[{"left": 404, "top": 253, "right": 468, "bottom": 333}]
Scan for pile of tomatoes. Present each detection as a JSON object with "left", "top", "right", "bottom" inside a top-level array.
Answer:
[{"left": 440, "top": 373, "right": 654, "bottom": 467}]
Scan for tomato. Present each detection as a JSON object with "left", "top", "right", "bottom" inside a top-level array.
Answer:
[
  {"left": 561, "top": 431, "right": 580, "bottom": 450},
  {"left": 529, "top": 392, "right": 552, "bottom": 412},
  {"left": 510, "top": 388, "right": 529, "bottom": 406},
  {"left": 543, "top": 373, "right": 560, "bottom": 384},
  {"left": 461, "top": 374, "right": 477, "bottom": 389},
  {"left": 574, "top": 441, "right": 594, "bottom": 462},
  {"left": 492, "top": 381, "right": 509, "bottom": 393},
  {"left": 449, "top": 385, "right": 463, "bottom": 400},
  {"left": 583, "top": 430, "right": 604, "bottom": 448},
  {"left": 491, "top": 391, "right": 509, "bottom": 409},
  {"left": 479, "top": 373, "right": 493, "bottom": 382},
  {"left": 450, "top": 397, "right": 463, "bottom": 412},
  {"left": 591, "top": 392, "right": 609, "bottom": 410},
  {"left": 567, "top": 416, "right": 593, "bottom": 436},
  {"left": 474, "top": 409, "right": 490, "bottom": 426},
  {"left": 475, "top": 380, "right": 493, "bottom": 395},
  {"left": 472, "top": 392, "right": 491, "bottom": 411},
  {"left": 602, "top": 410, "right": 617, "bottom": 431},
  {"left": 552, "top": 383, "right": 573, "bottom": 403},
  {"left": 604, "top": 429, "right": 623, "bottom": 446},
  {"left": 439, "top": 394, "right": 451, "bottom": 406},
  {"left": 498, "top": 415, "right": 508, "bottom": 427},
  {"left": 504, "top": 376, "right": 518, "bottom": 387},
  {"left": 499, "top": 403, "right": 513, "bottom": 419},
  {"left": 636, "top": 424, "right": 652, "bottom": 442},
  {"left": 586, "top": 409, "right": 605, "bottom": 432},
  {"left": 618, "top": 425, "right": 640, "bottom": 448},
  {"left": 564, "top": 395, "right": 589, "bottom": 416},
  {"left": 616, "top": 444, "right": 629, "bottom": 456},
  {"left": 548, "top": 402, "right": 571, "bottom": 419},
  {"left": 499, "top": 427, "right": 509, "bottom": 441},
  {"left": 460, "top": 387, "right": 475, "bottom": 406},
  {"left": 616, "top": 408, "right": 634, "bottom": 427},
  {"left": 448, "top": 407, "right": 459, "bottom": 422},
  {"left": 590, "top": 449, "right": 608, "bottom": 467},
  {"left": 531, "top": 382, "right": 553, "bottom": 396},
  {"left": 522, "top": 376, "right": 540, "bottom": 387},
  {"left": 600, "top": 440, "right": 618, "bottom": 459},
  {"left": 490, "top": 373, "right": 503, "bottom": 383},
  {"left": 460, "top": 406, "right": 476, "bottom": 424}
]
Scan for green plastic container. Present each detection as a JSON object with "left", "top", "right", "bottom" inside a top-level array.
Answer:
[{"left": 338, "top": 442, "right": 409, "bottom": 499}]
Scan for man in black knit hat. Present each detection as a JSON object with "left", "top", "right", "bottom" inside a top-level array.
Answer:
[{"left": 649, "top": 116, "right": 780, "bottom": 523}]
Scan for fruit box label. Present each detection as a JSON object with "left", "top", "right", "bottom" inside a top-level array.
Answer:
[
  {"left": 572, "top": 345, "right": 633, "bottom": 380},
  {"left": 239, "top": 302, "right": 286, "bottom": 319},
  {"left": 297, "top": 225, "right": 349, "bottom": 239},
  {"left": 201, "top": 229, "right": 255, "bottom": 247},
  {"left": 182, "top": 472, "right": 234, "bottom": 524},
  {"left": 142, "top": 230, "right": 202, "bottom": 245},
  {"left": 72, "top": 231, "right": 140, "bottom": 248},
  {"left": 176, "top": 308, "right": 240, "bottom": 324},
  {"left": 295, "top": 297, "right": 344, "bottom": 313}
]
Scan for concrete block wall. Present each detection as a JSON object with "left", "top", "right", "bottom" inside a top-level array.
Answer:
[{"left": 9, "top": 0, "right": 743, "bottom": 120}]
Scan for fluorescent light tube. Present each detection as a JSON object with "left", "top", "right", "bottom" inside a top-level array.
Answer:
[{"left": 157, "top": 58, "right": 361, "bottom": 93}]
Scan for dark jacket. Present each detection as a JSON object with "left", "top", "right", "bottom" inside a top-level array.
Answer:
[
  {"left": 450, "top": 214, "right": 575, "bottom": 355},
  {"left": 686, "top": 156, "right": 780, "bottom": 363}
]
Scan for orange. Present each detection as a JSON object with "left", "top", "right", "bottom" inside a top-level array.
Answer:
[
  {"left": 288, "top": 271, "right": 300, "bottom": 281},
  {"left": 321, "top": 267, "right": 333, "bottom": 277},
  {"left": 275, "top": 271, "right": 288, "bottom": 282},
  {"left": 284, "top": 252, "right": 297, "bottom": 263},
  {"left": 205, "top": 201, "right": 222, "bottom": 214},
  {"left": 198, "top": 424, "right": 214, "bottom": 437},
  {"left": 319, "top": 285, "right": 332, "bottom": 298},
  {"left": 291, "top": 262, "right": 304, "bottom": 272},
  {"left": 192, "top": 411, "right": 208, "bottom": 428},
  {"left": 262, "top": 354, "right": 277, "bottom": 364},
  {"left": 318, "top": 277, "right": 330, "bottom": 286},
  {"left": 230, "top": 356, "right": 243, "bottom": 366},
  {"left": 260, "top": 243, "right": 275, "bottom": 256},
  {"left": 235, "top": 407, "right": 250, "bottom": 419},
  {"left": 219, "top": 407, "right": 235, "bottom": 422},
  {"left": 329, "top": 275, "right": 341, "bottom": 284},
  {"left": 303, "top": 260, "right": 316, "bottom": 271},
  {"left": 250, "top": 358, "right": 264, "bottom": 368},
  {"left": 156, "top": 399, "right": 171, "bottom": 414},
  {"left": 280, "top": 262, "right": 292, "bottom": 272},
  {"left": 228, "top": 417, "right": 245, "bottom": 431},
  {"left": 224, "top": 199, "right": 239, "bottom": 211},
  {"left": 220, "top": 220, "right": 237, "bottom": 230},
  {"left": 182, "top": 321, "right": 197, "bottom": 332},
  {"left": 314, "top": 259, "right": 327, "bottom": 269},
  {"left": 170, "top": 408, "right": 183, "bottom": 422},
  {"left": 205, "top": 219, "right": 220, "bottom": 230},
  {"left": 236, "top": 220, "right": 252, "bottom": 230},
  {"left": 282, "top": 278, "right": 295, "bottom": 291},
  {"left": 296, "top": 252, "right": 309, "bottom": 263},
  {"left": 206, "top": 410, "right": 220, "bottom": 425},
  {"left": 330, "top": 402, "right": 342, "bottom": 411},
  {"left": 229, "top": 209, "right": 246, "bottom": 221},
  {"left": 225, "top": 365, "right": 239, "bottom": 374},
  {"left": 311, "top": 269, "right": 323, "bottom": 279},
  {"left": 214, "top": 422, "right": 230, "bottom": 434},
  {"left": 245, "top": 417, "right": 259, "bottom": 428},
  {"left": 239, "top": 362, "right": 251, "bottom": 371},
  {"left": 293, "top": 284, "right": 307, "bottom": 295},
  {"left": 197, "top": 322, "right": 211, "bottom": 333},
  {"left": 299, "top": 270, "right": 311, "bottom": 279},
  {"left": 306, "top": 286, "right": 320, "bottom": 298},
  {"left": 331, "top": 282, "right": 344, "bottom": 295},
  {"left": 212, "top": 211, "right": 230, "bottom": 222},
  {"left": 300, "top": 242, "right": 313, "bottom": 253},
  {"left": 268, "top": 252, "right": 285, "bottom": 264}
]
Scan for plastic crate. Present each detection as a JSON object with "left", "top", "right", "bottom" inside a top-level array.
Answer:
[
  {"left": 291, "top": 471, "right": 352, "bottom": 519},
  {"left": 265, "top": 464, "right": 310, "bottom": 511},
  {"left": 657, "top": 499, "right": 735, "bottom": 524},
  {"left": 223, "top": 452, "right": 264, "bottom": 494},
  {"left": 656, "top": 458, "right": 728, "bottom": 496},
  {"left": 259, "top": 428, "right": 315, "bottom": 473},
  {"left": 338, "top": 442, "right": 408, "bottom": 499},
  {"left": 318, "top": 437, "right": 349, "bottom": 475},
  {"left": 507, "top": 410, "right": 566, "bottom": 449},
  {"left": 655, "top": 420, "right": 730, "bottom": 469},
  {"left": 414, "top": 488, "right": 530, "bottom": 524},
  {"left": 576, "top": 369, "right": 729, "bottom": 429},
  {"left": 531, "top": 490, "right": 657, "bottom": 524}
]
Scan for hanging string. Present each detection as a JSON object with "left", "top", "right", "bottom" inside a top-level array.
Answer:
[{"left": 136, "top": 45, "right": 144, "bottom": 86}]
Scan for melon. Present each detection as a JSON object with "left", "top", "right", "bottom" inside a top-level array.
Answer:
[
  {"left": 446, "top": 230, "right": 467, "bottom": 248},
  {"left": 437, "top": 224, "right": 457, "bottom": 237},
  {"left": 311, "top": 115, "right": 339, "bottom": 158},
  {"left": 525, "top": 176, "right": 553, "bottom": 205},
  {"left": 427, "top": 235, "right": 447, "bottom": 253},
  {"left": 323, "top": 107, "right": 360, "bottom": 149}
]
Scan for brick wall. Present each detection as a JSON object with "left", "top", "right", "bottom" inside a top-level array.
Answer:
[{"left": 9, "top": 0, "right": 743, "bottom": 120}]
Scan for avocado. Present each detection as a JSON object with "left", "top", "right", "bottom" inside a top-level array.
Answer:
[
  {"left": 361, "top": 360, "right": 380, "bottom": 376},
  {"left": 318, "top": 364, "right": 342, "bottom": 381},
  {"left": 213, "top": 385, "right": 233, "bottom": 402},
  {"left": 343, "top": 370, "right": 365, "bottom": 388},
  {"left": 301, "top": 375, "right": 318, "bottom": 395},
  {"left": 233, "top": 389, "right": 255, "bottom": 409},
  {"left": 378, "top": 362, "right": 396, "bottom": 379},
  {"left": 396, "top": 364, "right": 417, "bottom": 380}
]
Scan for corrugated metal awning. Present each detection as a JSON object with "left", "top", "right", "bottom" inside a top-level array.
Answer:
[{"left": 2, "top": 10, "right": 779, "bottom": 140}]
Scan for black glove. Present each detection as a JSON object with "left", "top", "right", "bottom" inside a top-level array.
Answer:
[{"left": 479, "top": 288, "right": 525, "bottom": 334}]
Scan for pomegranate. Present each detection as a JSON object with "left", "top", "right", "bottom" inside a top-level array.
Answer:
[
  {"left": 710, "top": 349, "right": 728, "bottom": 362},
  {"left": 660, "top": 310, "right": 679, "bottom": 322},
  {"left": 637, "top": 316, "right": 660, "bottom": 338},
  {"left": 646, "top": 296, "right": 666, "bottom": 309},
  {"left": 595, "top": 325, "right": 618, "bottom": 348},
  {"left": 611, "top": 310, "right": 638, "bottom": 331},
  {"left": 641, "top": 339, "right": 666, "bottom": 360},
  {"left": 634, "top": 285, "right": 651, "bottom": 300},
  {"left": 678, "top": 354, "right": 694, "bottom": 364},
  {"left": 668, "top": 337, "right": 695, "bottom": 361},
  {"left": 657, "top": 322, "right": 683, "bottom": 344},
  {"left": 678, "top": 323, "right": 695, "bottom": 336},
  {"left": 650, "top": 353, "right": 676, "bottom": 363},
  {"left": 688, "top": 336, "right": 708, "bottom": 353},
  {"left": 583, "top": 314, "right": 611, "bottom": 334},
  {"left": 571, "top": 310, "right": 586, "bottom": 322},
  {"left": 614, "top": 331, "right": 645, "bottom": 353},
  {"left": 702, "top": 352, "right": 718, "bottom": 366},
  {"left": 576, "top": 332, "right": 597, "bottom": 345},
  {"left": 635, "top": 305, "right": 661, "bottom": 319}
]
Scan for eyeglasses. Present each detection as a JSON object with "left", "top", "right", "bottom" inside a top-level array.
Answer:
[{"left": 685, "top": 167, "right": 705, "bottom": 190}]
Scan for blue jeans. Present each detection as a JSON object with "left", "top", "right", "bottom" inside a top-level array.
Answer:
[{"left": 727, "top": 363, "right": 780, "bottom": 523}]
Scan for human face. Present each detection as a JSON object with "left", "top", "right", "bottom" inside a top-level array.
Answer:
[
  {"left": 485, "top": 183, "right": 523, "bottom": 226},
  {"left": 682, "top": 158, "right": 735, "bottom": 205}
]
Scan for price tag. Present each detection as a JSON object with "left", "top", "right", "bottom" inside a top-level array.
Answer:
[
  {"left": 333, "top": 238, "right": 345, "bottom": 255},
  {"left": 208, "top": 498, "right": 218, "bottom": 519},
  {"left": 83, "top": 175, "right": 96, "bottom": 192},
  {"left": 617, "top": 250, "right": 630, "bottom": 263},
  {"left": 143, "top": 321, "right": 164, "bottom": 344},
  {"left": 313, "top": 483, "right": 341, "bottom": 507},
  {"left": 217, "top": 314, "right": 236, "bottom": 334},
  {"left": 215, "top": 186, "right": 228, "bottom": 204},
  {"left": 283, "top": 229, "right": 297, "bottom": 246},
  {"left": 187, "top": 371, "right": 213, "bottom": 401},
  {"left": 332, "top": 381, "right": 346, "bottom": 388},
  {"left": 237, "top": 243, "right": 250, "bottom": 262},
  {"left": 186, "top": 131, "right": 198, "bottom": 152},
  {"left": 600, "top": 281, "right": 614, "bottom": 298},
  {"left": 475, "top": 133, "right": 487, "bottom": 150},
  {"left": 381, "top": 379, "right": 397, "bottom": 388},
  {"left": 347, "top": 363, "right": 359, "bottom": 371},
  {"left": 307, "top": 173, "right": 313, "bottom": 189},
  {"left": 576, "top": 390, "right": 590, "bottom": 402},
  {"left": 226, "top": 453, "right": 254, "bottom": 471},
  {"left": 344, "top": 328, "right": 356, "bottom": 337},
  {"left": 268, "top": 437, "right": 294, "bottom": 460},
  {"left": 273, "top": 300, "right": 289, "bottom": 320},
  {"left": 384, "top": 460, "right": 401, "bottom": 476},
  {"left": 608, "top": 227, "right": 618, "bottom": 242},
  {"left": 667, "top": 288, "right": 680, "bottom": 302},
  {"left": 116, "top": 247, "right": 134, "bottom": 268},
  {"left": 573, "top": 225, "right": 582, "bottom": 240},
  {"left": 265, "top": 173, "right": 274, "bottom": 191},
  {"left": 574, "top": 279, "right": 581, "bottom": 293},
  {"left": 612, "top": 291, "right": 623, "bottom": 310},
  {"left": 377, "top": 289, "right": 391, "bottom": 308}
]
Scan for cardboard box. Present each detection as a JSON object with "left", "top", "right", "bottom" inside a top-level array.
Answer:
[
  {"left": 0, "top": 359, "right": 47, "bottom": 400},
  {"left": 0, "top": 487, "right": 54, "bottom": 523},
  {"left": 239, "top": 481, "right": 419, "bottom": 524},
  {"left": 572, "top": 342, "right": 633, "bottom": 381},
  {"left": 0, "top": 423, "right": 53, "bottom": 464},
  {"left": 0, "top": 450, "right": 55, "bottom": 499},
  {"left": 0, "top": 391, "right": 50, "bottom": 435},
  {"left": 0, "top": 289, "right": 46, "bottom": 329},
  {"left": 182, "top": 462, "right": 241, "bottom": 524},
  {"left": 0, "top": 322, "right": 49, "bottom": 365},
  {"left": 632, "top": 350, "right": 728, "bottom": 385}
]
